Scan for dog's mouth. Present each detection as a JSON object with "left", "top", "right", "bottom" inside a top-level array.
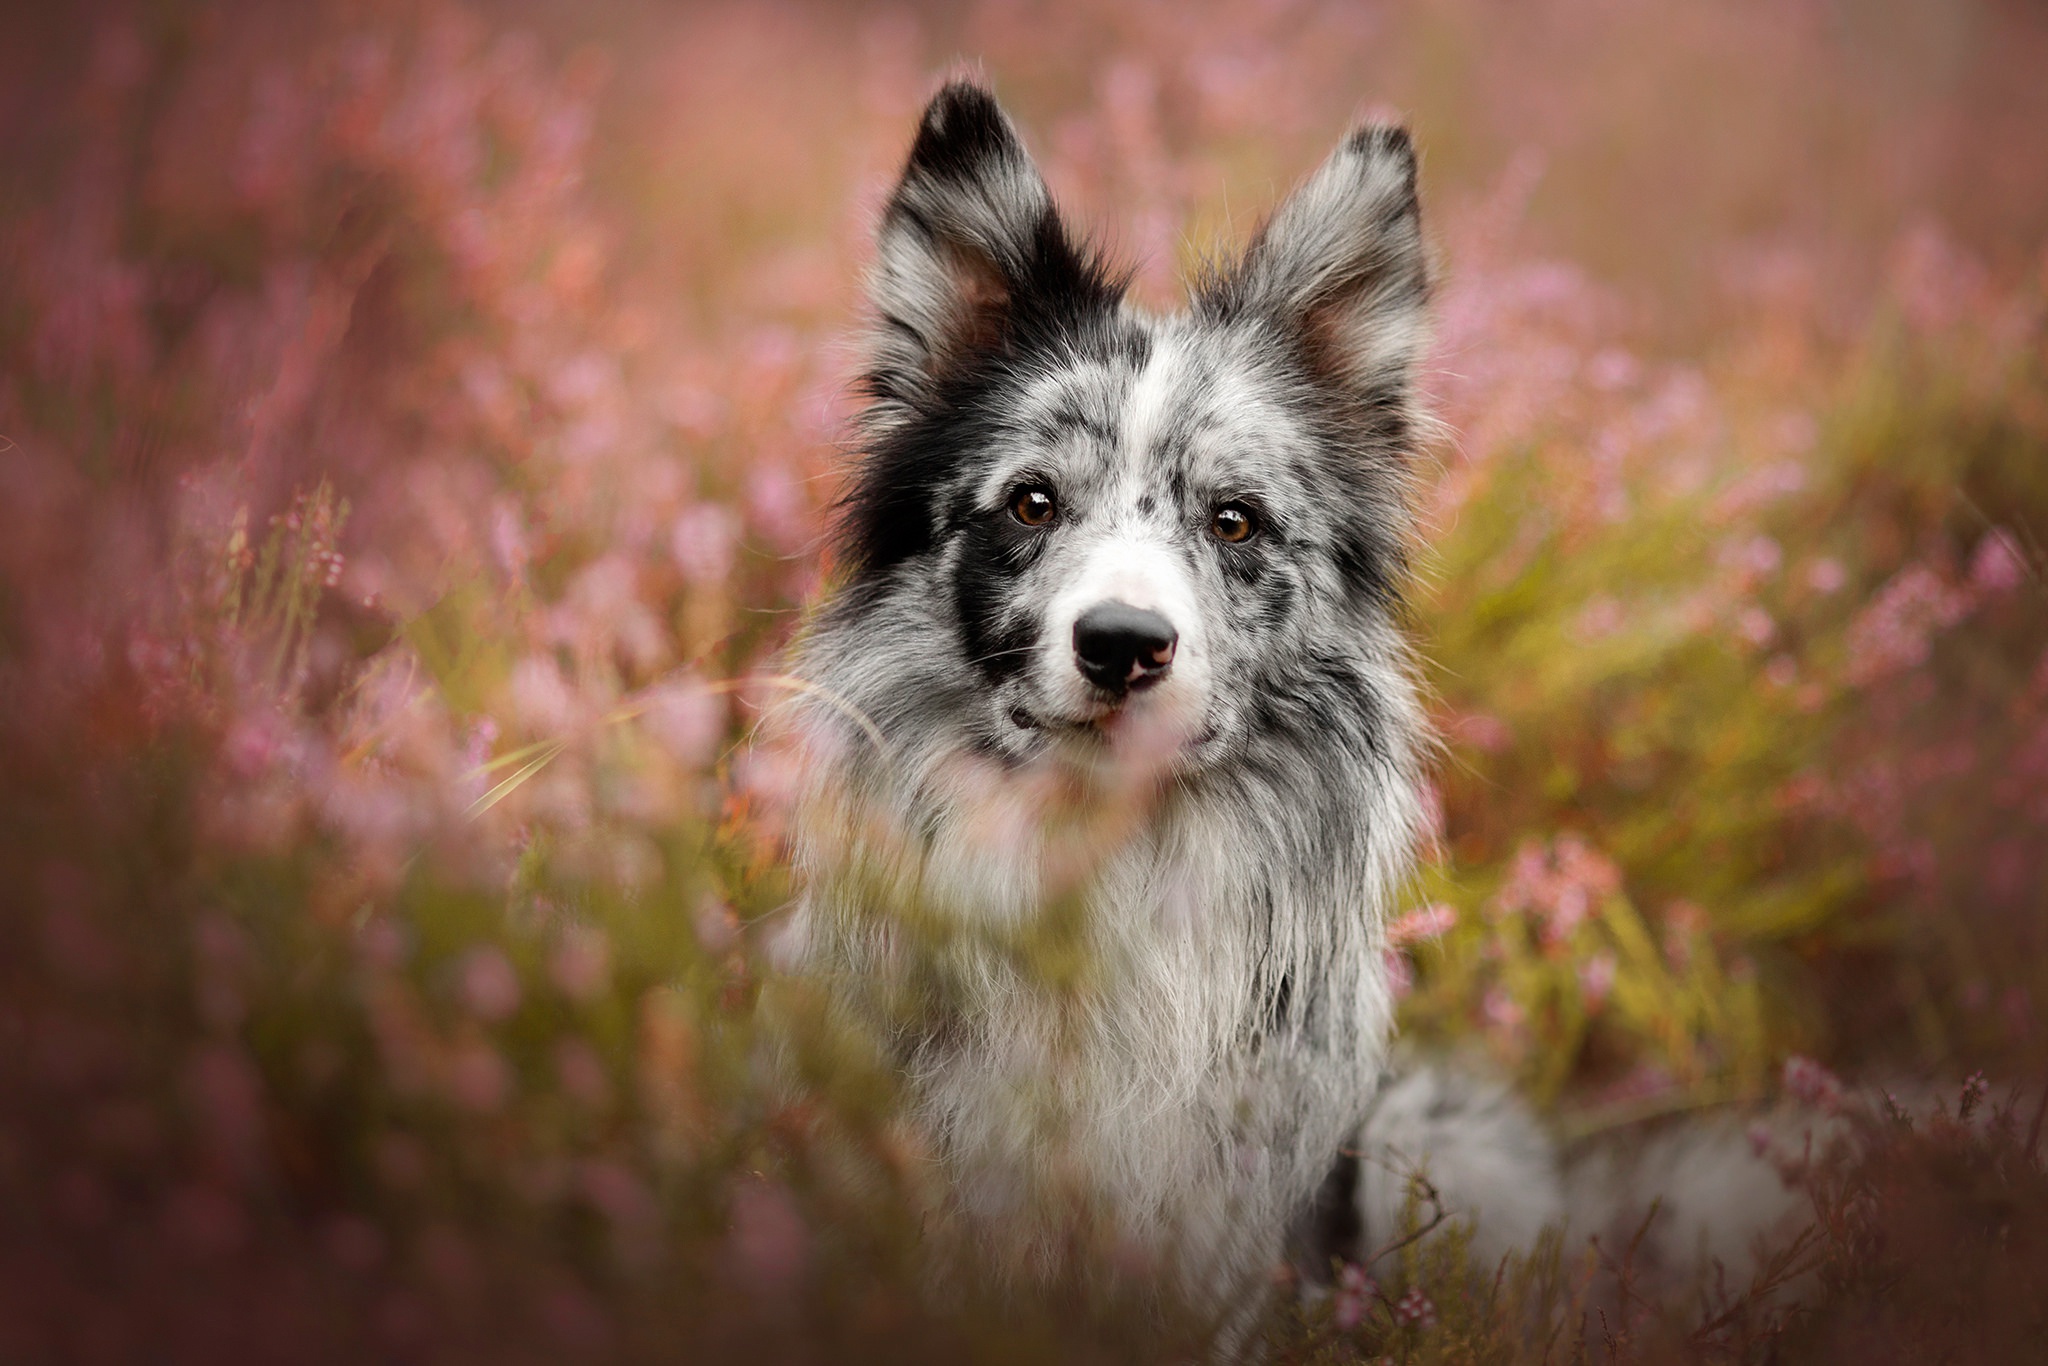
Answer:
[{"left": 1007, "top": 703, "right": 1220, "bottom": 751}]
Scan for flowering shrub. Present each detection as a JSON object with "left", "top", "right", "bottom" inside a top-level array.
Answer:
[{"left": 1, "top": 1, "right": 2044, "bottom": 1362}]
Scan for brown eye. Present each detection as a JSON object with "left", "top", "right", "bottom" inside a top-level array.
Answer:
[
  {"left": 1211, "top": 503, "right": 1257, "bottom": 543},
  {"left": 1010, "top": 486, "right": 1057, "bottom": 527}
]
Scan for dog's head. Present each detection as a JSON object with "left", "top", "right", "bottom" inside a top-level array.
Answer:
[{"left": 833, "top": 82, "right": 1428, "bottom": 771}]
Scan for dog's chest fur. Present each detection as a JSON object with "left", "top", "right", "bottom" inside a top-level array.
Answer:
[
  {"left": 787, "top": 649, "right": 1421, "bottom": 1291},
  {"left": 781, "top": 81, "right": 1433, "bottom": 1299}
]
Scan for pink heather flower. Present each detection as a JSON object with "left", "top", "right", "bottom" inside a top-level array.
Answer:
[
  {"left": 1662, "top": 900, "right": 1706, "bottom": 968},
  {"left": 729, "top": 1181, "right": 810, "bottom": 1296},
  {"left": 746, "top": 461, "right": 808, "bottom": 552},
  {"left": 1806, "top": 557, "right": 1849, "bottom": 594},
  {"left": 1769, "top": 410, "right": 1819, "bottom": 456},
  {"left": 1389, "top": 903, "right": 1458, "bottom": 946},
  {"left": 489, "top": 503, "right": 529, "bottom": 577},
  {"left": 1418, "top": 780, "right": 1447, "bottom": 847},
  {"left": 1959, "top": 1070, "right": 1989, "bottom": 1121},
  {"left": 1482, "top": 986, "right": 1525, "bottom": 1033},
  {"left": 1585, "top": 347, "right": 1640, "bottom": 391},
  {"left": 1842, "top": 563, "right": 1973, "bottom": 686},
  {"left": 580, "top": 1160, "right": 657, "bottom": 1230},
  {"left": 1783, "top": 1055, "right": 1845, "bottom": 1113},
  {"left": 1970, "top": 530, "right": 2026, "bottom": 594},
  {"left": 1493, "top": 833, "right": 1625, "bottom": 947},
  {"left": 1764, "top": 654, "right": 1799, "bottom": 688},
  {"left": 1393, "top": 1285, "right": 1437, "bottom": 1329},
  {"left": 223, "top": 712, "right": 284, "bottom": 778},
  {"left": 1596, "top": 1064, "right": 1677, "bottom": 1107},
  {"left": 446, "top": 1041, "right": 512, "bottom": 1113},
  {"left": 670, "top": 502, "right": 740, "bottom": 585},
  {"left": 1719, "top": 534, "right": 1783, "bottom": 579},
  {"left": 459, "top": 946, "right": 521, "bottom": 1021},
  {"left": 640, "top": 679, "right": 724, "bottom": 767},
  {"left": 460, "top": 716, "right": 500, "bottom": 774},
  {"left": 1333, "top": 1263, "right": 1376, "bottom": 1329},
  {"left": 185, "top": 1044, "right": 268, "bottom": 1176},
  {"left": 509, "top": 654, "right": 578, "bottom": 735},
  {"left": 1453, "top": 711, "right": 1513, "bottom": 753},
  {"left": 1545, "top": 883, "right": 1589, "bottom": 945},
  {"left": 1577, "top": 951, "right": 1617, "bottom": 1009},
  {"left": 1383, "top": 949, "right": 1414, "bottom": 1000},
  {"left": 1734, "top": 605, "right": 1776, "bottom": 647},
  {"left": 1575, "top": 594, "right": 1625, "bottom": 640},
  {"left": 549, "top": 927, "right": 610, "bottom": 1001},
  {"left": 664, "top": 382, "right": 727, "bottom": 437},
  {"left": 694, "top": 897, "right": 741, "bottom": 955},
  {"left": 555, "top": 1038, "right": 611, "bottom": 1107}
]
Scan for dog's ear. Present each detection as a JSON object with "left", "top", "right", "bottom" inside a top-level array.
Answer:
[
  {"left": 863, "top": 82, "right": 1117, "bottom": 424},
  {"left": 1211, "top": 124, "right": 1428, "bottom": 399}
]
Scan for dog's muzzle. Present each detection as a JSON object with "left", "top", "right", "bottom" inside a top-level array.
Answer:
[{"left": 1073, "top": 601, "right": 1177, "bottom": 696}]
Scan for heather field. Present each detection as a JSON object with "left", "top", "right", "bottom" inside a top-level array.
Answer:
[{"left": 3, "top": 2, "right": 2046, "bottom": 1361}]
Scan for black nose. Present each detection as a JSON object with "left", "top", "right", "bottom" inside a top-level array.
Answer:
[{"left": 1072, "top": 601, "right": 1177, "bottom": 695}]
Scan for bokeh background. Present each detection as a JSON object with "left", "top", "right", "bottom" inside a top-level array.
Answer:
[{"left": 2, "top": 1, "right": 2045, "bottom": 1361}]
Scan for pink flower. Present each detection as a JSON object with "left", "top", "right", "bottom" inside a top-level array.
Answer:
[
  {"left": 1389, "top": 903, "right": 1458, "bottom": 946},
  {"left": 1783, "top": 1055, "right": 1845, "bottom": 1114},
  {"left": 1575, "top": 595, "right": 1625, "bottom": 640},
  {"left": 1806, "top": 557, "right": 1849, "bottom": 594},
  {"left": 1734, "top": 605, "right": 1776, "bottom": 647},
  {"left": 1970, "top": 530, "right": 2027, "bottom": 594},
  {"left": 670, "top": 503, "right": 740, "bottom": 585},
  {"left": 1332, "top": 1262, "right": 1377, "bottom": 1329},
  {"left": 1577, "top": 951, "right": 1616, "bottom": 1009},
  {"left": 1383, "top": 949, "right": 1414, "bottom": 1000},
  {"left": 555, "top": 1038, "right": 611, "bottom": 1107},
  {"left": 1452, "top": 710, "right": 1513, "bottom": 753},
  {"left": 1959, "top": 1070, "right": 1988, "bottom": 1120},
  {"left": 1842, "top": 563, "right": 1972, "bottom": 685},
  {"left": 459, "top": 946, "right": 521, "bottom": 1021},
  {"left": 549, "top": 927, "right": 610, "bottom": 1001},
  {"left": 509, "top": 654, "right": 578, "bottom": 735},
  {"left": 1393, "top": 1285, "right": 1437, "bottom": 1328},
  {"left": 729, "top": 1181, "right": 810, "bottom": 1296},
  {"left": 445, "top": 1041, "right": 512, "bottom": 1113},
  {"left": 640, "top": 678, "right": 724, "bottom": 767},
  {"left": 1482, "top": 986, "right": 1525, "bottom": 1033}
]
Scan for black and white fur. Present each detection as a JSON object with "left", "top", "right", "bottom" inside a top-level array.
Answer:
[{"left": 778, "top": 82, "right": 1799, "bottom": 1310}]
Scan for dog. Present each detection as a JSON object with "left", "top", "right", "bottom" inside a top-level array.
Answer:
[{"left": 775, "top": 79, "right": 1807, "bottom": 1318}]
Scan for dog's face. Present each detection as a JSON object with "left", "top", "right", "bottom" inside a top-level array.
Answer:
[{"left": 833, "top": 84, "right": 1428, "bottom": 773}]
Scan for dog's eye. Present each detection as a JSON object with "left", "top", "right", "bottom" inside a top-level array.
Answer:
[
  {"left": 1211, "top": 503, "right": 1257, "bottom": 543},
  {"left": 1009, "top": 486, "right": 1057, "bottom": 527}
]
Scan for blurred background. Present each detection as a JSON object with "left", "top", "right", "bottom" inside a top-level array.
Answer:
[{"left": 1, "top": 1, "right": 2044, "bottom": 1361}]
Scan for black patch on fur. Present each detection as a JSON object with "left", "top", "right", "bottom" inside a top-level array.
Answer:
[
  {"left": 905, "top": 83, "right": 1020, "bottom": 184},
  {"left": 1289, "top": 1144, "right": 1364, "bottom": 1283},
  {"left": 952, "top": 510, "right": 1047, "bottom": 686},
  {"left": 837, "top": 153, "right": 1134, "bottom": 593},
  {"left": 1267, "top": 970, "right": 1293, "bottom": 1033}
]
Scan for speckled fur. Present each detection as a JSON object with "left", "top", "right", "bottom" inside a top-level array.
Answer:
[
  {"left": 778, "top": 81, "right": 1435, "bottom": 1304},
  {"left": 779, "top": 82, "right": 1835, "bottom": 1318}
]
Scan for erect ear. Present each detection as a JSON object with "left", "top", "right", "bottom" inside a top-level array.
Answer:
[
  {"left": 862, "top": 81, "right": 1118, "bottom": 424},
  {"left": 1210, "top": 123, "right": 1429, "bottom": 400}
]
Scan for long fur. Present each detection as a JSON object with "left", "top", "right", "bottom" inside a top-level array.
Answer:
[
  {"left": 780, "top": 81, "right": 1433, "bottom": 1302},
  {"left": 777, "top": 80, "right": 1811, "bottom": 1312}
]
